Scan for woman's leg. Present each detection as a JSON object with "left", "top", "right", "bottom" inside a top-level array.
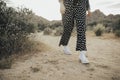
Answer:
[
  {"left": 75, "top": 6, "right": 89, "bottom": 63},
  {"left": 59, "top": 10, "right": 74, "bottom": 47},
  {"left": 59, "top": 12, "right": 74, "bottom": 55},
  {"left": 75, "top": 7, "right": 87, "bottom": 51}
]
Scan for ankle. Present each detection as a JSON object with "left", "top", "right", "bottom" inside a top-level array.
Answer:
[
  {"left": 64, "top": 46, "right": 69, "bottom": 50},
  {"left": 63, "top": 46, "right": 72, "bottom": 55},
  {"left": 64, "top": 45, "right": 67, "bottom": 48},
  {"left": 80, "top": 51, "right": 86, "bottom": 55},
  {"left": 81, "top": 51, "right": 86, "bottom": 54}
]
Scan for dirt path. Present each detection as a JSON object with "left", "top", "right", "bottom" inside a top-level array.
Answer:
[{"left": 0, "top": 32, "right": 120, "bottom": 80}]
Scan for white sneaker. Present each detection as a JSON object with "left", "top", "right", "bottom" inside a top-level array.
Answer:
[
  {"left": 79, "top": 51, "right": 89, "bottom": 64},
  {"left": 63, "top": 46, "right": 72, "bottom": 55}
]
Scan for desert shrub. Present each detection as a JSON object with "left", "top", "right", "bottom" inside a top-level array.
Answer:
[
  {"left": 49, "top": 21, "right": 62, "bottom": 29},
  {"left": 88, "top": 22, "right": 97, "bottom": 27},
  {"left": 115, "top": 30, "right": 120, "bottom": 37},
  {"left": 0, "top": 58, "right": 13, "bottom": 69},
  {"left": 43, "top": 27, "right": 52, "bottom": 35},
  {"left": 112, "top": 19, "right": 120, "bottom": 37},
  {"left": 26, "top": 23, "right": 38, "bottom": 33},
  {"left": 54, "top": 26, "right": 63, "bottom": 36},
  {"left": 105, "top": 27, "right": 112, "bottom": 33},
  {"left": 86, "top": 26, "right": 94, "bottom": 31},
  {"left": 0, "top": 0, "right": 37, "bottom": 59},
  {"left": 38, "top": 23, "right": 48, "bottom": 31},
  {"left": 94, "top": 24, "right": 105, "bottom": 36},
  {"left": 112, "top": 19, "right": 120, "bottom": 32}
]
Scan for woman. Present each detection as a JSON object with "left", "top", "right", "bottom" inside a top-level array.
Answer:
[{"left": 59, "top": 0, "right": 91, "bottom": 64}]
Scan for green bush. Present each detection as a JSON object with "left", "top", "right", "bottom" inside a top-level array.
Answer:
[
  {"left": 49, "top": 21, "right": 62, "bottom": 29},
  {"left": 115, "top": 30, "right": 120, "bottom": 37},
  {"left": 43, "top": 27, "right": 52, "bottom": 35},
  {"left": 112, "top": 19, "right": 120, "bottom": 32},
  {"left": 88, "top": 22, "right": 97, "bottom": 27},
  {"left": 86, "top": 26, "right": 94, "bottom": 31},
  {"left": 0, "top": 0, "right": 37, "bottom": 59},
  {"left": 112, "top": 19, "right": 120, "bottom": 37},
  {"left": 94, "top": 24, "right": 105, "bottom": 36},
  {"left": 0, "top": 58, "right": 13, "bottom": 69},
  {"left": 38, "top": 23, "right": 48, "bottom": 31},
  {"left": 54, "top": 26, "right": 63, "bottom": 36}
]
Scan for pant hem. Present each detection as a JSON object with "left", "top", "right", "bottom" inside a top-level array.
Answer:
[{"left": 76, "top": 49, "right": 87, "bottom": 51}]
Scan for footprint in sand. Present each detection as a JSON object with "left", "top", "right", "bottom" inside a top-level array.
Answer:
[
  {"left": 30, "top": 65, "right": 42, "bottom": 73},
  {"left": 87, "top": 68, "right": 95, "bottom": 71},
  {"left": 0, "top": 75, "right": 3, "bottom": 80},
  {"left": 111, "top": 76, "right": 120, "bottom": 80},
  {"left": 95, "top": 64, "right": 109, "bottom": 69}
]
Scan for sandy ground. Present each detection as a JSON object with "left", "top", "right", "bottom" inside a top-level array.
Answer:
[{"left": 0, "top": 32, "right": 120, "bottom": 80}]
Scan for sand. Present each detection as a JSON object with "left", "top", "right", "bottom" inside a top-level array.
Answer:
[{"left": 0, "top": 32, "right": 120, "bottom": 80}]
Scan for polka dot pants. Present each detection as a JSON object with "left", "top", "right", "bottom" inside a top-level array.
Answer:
[{"left": 59, "top": 0, "right": 90, "bottom": 51}]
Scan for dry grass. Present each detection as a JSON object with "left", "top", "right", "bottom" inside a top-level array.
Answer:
[
  {"left": 0, "top": 33, "right": 51, "bottom": 70},
  {"left": 0, "top": 58, "right": 13, "bottom": 69},
  {"left": 86, "top": 31, "right": 120, "bottom": 40}
]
